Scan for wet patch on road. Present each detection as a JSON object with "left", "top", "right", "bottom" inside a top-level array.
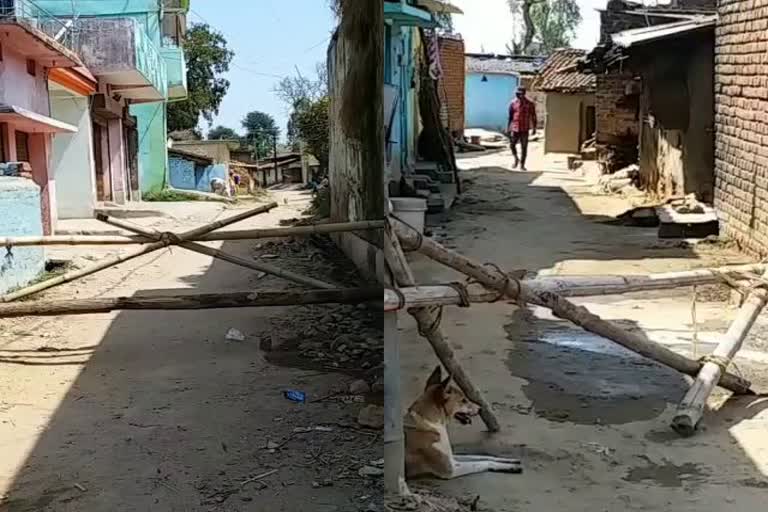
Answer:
[
  {"left": 503, "top": 309, "right": 688, "bottom": 425},
  {"left": 623, "top": 460, "right": 709, "bottom": 488}
]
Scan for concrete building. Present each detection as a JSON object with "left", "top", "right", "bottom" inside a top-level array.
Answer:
[
  {"left": 168, "top": 140, "right": 229, "bottom": 193},
  {"left": 532, "top": 49, "right": 596, "bottom": 155},
  {"left": 36, "top": 0, "right": 189, "bottom": 196},
  {"left": 464, "top": 54, "right": 544, "bottom": 132},
  {"left": 0, "top": 1, "right": 82, "bottom": 235},
  {"left": 48, "top": 67, "right": 99, "bottom": 219},
  {"left": 713, "top": 0, "right": 768, "bottom": 254}
]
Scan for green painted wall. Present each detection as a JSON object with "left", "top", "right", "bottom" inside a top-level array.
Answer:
[
  {"left": 38, "top": 0, "right": 185, "bottom": 195},
  {"left": 131, "top": 103, "right": 169, "bottom": 193}
]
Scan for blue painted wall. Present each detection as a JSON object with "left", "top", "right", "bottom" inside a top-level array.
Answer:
[
  {"left": 169, "top": 157, "right": 227, "bottom": 193},
  {"left": 0, "top": 178, "right": 45, "bottom": 294},
  {"left": 465, "top": 72, "right": 519, "bottom": 131}
]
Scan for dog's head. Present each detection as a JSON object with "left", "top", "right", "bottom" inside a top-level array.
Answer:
[{"left": 424, "top": 366, "right": 481, "bottom": 425}]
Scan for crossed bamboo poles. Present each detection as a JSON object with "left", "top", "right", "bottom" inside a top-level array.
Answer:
[
  {"left": 384, "top": 216, "right": 761, "bottom": 440},
  {"left": 0, "top": 202, "right": 384, "bottom": 305}
]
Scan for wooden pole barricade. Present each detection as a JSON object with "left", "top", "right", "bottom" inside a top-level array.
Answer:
[
  {"left": 384, "top": 224, "right": 501, "bottom": 432},
  {"left": 383, "top": 263, "right": 768, "bottom": 311},
  {"left": 0, "top": 287, "right": 382, "bottom": 318},
  {"left": 671, "top": 268, "right": 768, "bottom": 436},
  {"left": 0, "top": 220, "right": 385, "bottom": 247},
  {"left": 390, "top": 216, "right": 752, "bottom": 395},
  {"left": 0, "top": 204, "right": 277, "bottom": 303},
  {"left": 97, "top": 215, "right": 337, "bottom": 290}
]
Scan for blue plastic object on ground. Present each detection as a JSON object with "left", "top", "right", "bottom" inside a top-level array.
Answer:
[{"left": 284, "top": 390, "right": 306, "bottom": 403}]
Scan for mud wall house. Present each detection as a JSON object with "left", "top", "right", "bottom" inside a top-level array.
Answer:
[
  {"left": 464, "top": 54, "right": 543, "bottom": 131},
  {"left": 532, "top": 49, "right": 596, "bottom": 154},
  {"left": 0, "top": 1, "right": 83, "bottom": 237},
  {"left": 587, "top": 0, "right": 716, "bottom": 170},
  {"left": 610, "top": 18, "right": 716, "bottom": 202},
  {"left": 713, "top": 0, "right": 768, "bottom": 254},
  {"left": 36, "top": 0, "right": 190, "bottom": 195}
]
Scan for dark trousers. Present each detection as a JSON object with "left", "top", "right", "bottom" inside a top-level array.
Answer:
[{"left": 509, "top": 131, "right": 529, "bottom": 167}]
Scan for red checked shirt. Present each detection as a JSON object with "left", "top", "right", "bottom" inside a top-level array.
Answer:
[{"left": 508, "top": 97, "right": 537, "bottom": 133}]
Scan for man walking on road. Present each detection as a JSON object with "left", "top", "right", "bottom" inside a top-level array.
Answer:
[{"left": 507, "top": 87, "right": 537, "bottom": 170}]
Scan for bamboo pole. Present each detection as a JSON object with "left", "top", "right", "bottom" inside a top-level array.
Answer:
[
  {"left": 175, "top": 202, "right": 279, "bottom": 239},
  {"left": 0, "top": 220, "right": 386, "bottom": 247},
  {"left": 97, "top": 215, "right": 338, "bottom": 290},
  {"left": 390, "top": 216, "right": 752, "bottom": 395},
  {"left": 383, "top": 265, "right": 768, "bottom": 311},
  {"left": 0, "top": 241, "right": 169, "bottom": 303},
  {"left": 383, "top": 310, "right": 407, "bottom": 495},
  {"left": 383, "top": 225, "right": 501, "bottom": 432},
  {"left": 0, "top": 287, "right": 382, "bottom": 318},
  {"left": 671, "top": 268, "right": 768, "bottom": 436}
]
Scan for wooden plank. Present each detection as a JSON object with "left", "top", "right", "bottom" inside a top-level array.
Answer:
[
  {"left": 0, "top": 287, "right": 383, "bottom": 317},
  {"left": 390, "top": 216, "right": 752, "bottom": 395}
]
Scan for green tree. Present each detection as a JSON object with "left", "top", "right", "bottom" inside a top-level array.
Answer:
[
  {"left": 507, "top": 0, "right": 581, "bottom": 55},
  {"left": 207, "top": 125, "right": 239, "bottom": 140},
  {"left": 168, "top": 23, "right": 234, "bottom": 132},
  {"left": 242, "top": 111, "right": 279, "bottom": 159},
  {"left": 295, "top": 97, "right": 330, "bottom": 172}
]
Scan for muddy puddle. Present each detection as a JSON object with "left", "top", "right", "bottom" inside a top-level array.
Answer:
[{"left": 503, "top": 309, "right": 688, "bottom": 425}]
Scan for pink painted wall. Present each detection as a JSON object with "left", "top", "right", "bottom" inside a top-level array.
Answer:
[
  {"left": 0, "top": 44, "right": 56, "bottom": 233},
  {"left": 0, "top": 45, "right": 51, "bottom": 115}
]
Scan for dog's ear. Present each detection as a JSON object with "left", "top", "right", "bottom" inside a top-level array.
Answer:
[
  {"left": 426, "top": 366, "right": 442, "bottom": 389},
  {"left": 439, "top": 375, "right": 452, "bottom": 390}
]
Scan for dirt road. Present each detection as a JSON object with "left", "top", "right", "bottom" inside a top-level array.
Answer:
[
  {"left": 0, "top": 190, "right": 382, "bottom": 512},
  {"left": 399, "top": 143, "right": 768, "bottom": 511}
]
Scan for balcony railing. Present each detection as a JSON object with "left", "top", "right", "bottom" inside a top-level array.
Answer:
[{"left": 0, "top": 0, "right": 78, "bottom": 51}]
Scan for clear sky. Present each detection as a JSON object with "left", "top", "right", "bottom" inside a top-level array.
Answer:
[
  {"left": 192, "top": 0, "right": 606, "bottom": 138},
  {"left": 190, "top": 0, "right": 336, "bottom": 139}
]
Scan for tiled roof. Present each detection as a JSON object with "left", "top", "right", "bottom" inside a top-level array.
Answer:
[
  {"left": 465, "top": 54, "right": 545, "bottom": 76},
  {"left": 531, "top": 49, "right": 596, "bottom": 93}
]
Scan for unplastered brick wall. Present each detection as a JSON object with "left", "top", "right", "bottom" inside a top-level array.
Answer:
[
  {"left": 713, "top": 0, "right": 768, "bottom": 255},
  {"left": 438, "top": 35, "right": 465, "bottom": 134},
  {"left": 596, "top": 72, "right": 638, "bottom": 145}
]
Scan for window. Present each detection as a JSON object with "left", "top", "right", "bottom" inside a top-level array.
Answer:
[
  {"left": 15, "top": 131, "right": 29, "bottom": 162},
  {"left": 26, "top": 59, "right": 35, "bottom": 76}
]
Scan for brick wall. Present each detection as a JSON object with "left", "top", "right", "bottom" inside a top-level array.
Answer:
[
  {"left": 713, "top": 0, "right": 768, "bottom": 255},
  {"left": 596, "top": 72, "right": 639, "bottom": 145},
  {"left": 438, "top": 35, "right": 465, "bottom": 134}
]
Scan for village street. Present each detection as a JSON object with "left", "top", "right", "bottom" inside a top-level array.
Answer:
[
  {"left": 399, "top": 142, "right": 768, "bottom": 511},
  {"left": 0, "top": 190, "right": 383, "bottom": 512}
]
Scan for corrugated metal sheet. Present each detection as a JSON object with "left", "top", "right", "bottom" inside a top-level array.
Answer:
[
  {"left": 465, "top": 54, "right": 544, "bottom": 76},
  {"left": 531, "top": 49, "right": 595, "bottom": 93},
  {"left": 611, "top": 15, "right": 716, "bottom": 48}
]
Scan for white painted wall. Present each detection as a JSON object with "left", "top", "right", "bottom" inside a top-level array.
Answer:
[{"left": 50, "top": 93, "right": 97, "bottom": 220}]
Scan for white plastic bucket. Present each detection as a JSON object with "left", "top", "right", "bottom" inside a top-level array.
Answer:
[{"left": 390, "top": 197, "right": 427, "bottom": 234}]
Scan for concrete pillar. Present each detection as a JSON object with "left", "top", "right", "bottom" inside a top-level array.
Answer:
[
  {"left": 107, "top": 117, "right": 127, "bottom": 204},
  {"left": 28, "top": 133, "right": 54, "bottom": 235}
]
